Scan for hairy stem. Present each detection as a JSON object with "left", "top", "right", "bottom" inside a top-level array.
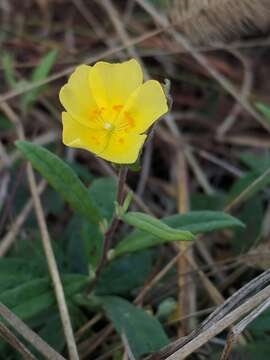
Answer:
[{"left": 88, "top": 165, "right": 128, "bottom": 291}]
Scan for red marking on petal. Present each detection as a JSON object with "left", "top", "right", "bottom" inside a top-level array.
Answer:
[{"left": 113, "top": 104, "right": 124, "bottom": 112}]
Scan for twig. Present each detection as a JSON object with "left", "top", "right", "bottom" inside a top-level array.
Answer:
[
  {"left": 217, "top": 49, "right": 253, "bottom": 137},
  {"left": 220, "top": 297, "right": 270, "bottom": 360},
  {"left": 135, "top": 0, "right": 270, "bottom": 132},
  {"left": 134, "top": 247, "right": 191, "bottom": 305},
  {"left": 0, "top": 303, "right": 65, "bottom": 360},
  {"left": 0, "top": 180, "right": 47, "bottom": 256},
  {"left": 122, "top": 331, "right": 136, "bottom": 360},
  {"left": 225, "top": 166, "right": 270, "bottom": 212},
  {"left": 0, "top": 130, "right": 59, "bottom": 173},
  {"left": 79, "top": 324, "right": 114, "bottom": 359},
  {"left": 26, "top": 165, "right": 79, "bottom": 359},
  {"left": 170, "top": 285, "right": 270, "bottom": 360},
  {"left": 75, "top": 313, "right": 103, "bottom": 340},
  {"left": 0, "top": 28, "right": 167, "bottom": 103},
  {"left": 175, "top": 150, "right": 196, "bottom": 334},
  {"left": 0, "top": 321, "right": 37, "bottom": 360},
  {"left": 0, "top": 174, "right": 10, "bottom": 212},
  {"left": 96, "top": 158, "right": 154, "bottom": 215},
  {"left": 100, "top": 0, "right": 139, "bottom": 60},
  {"left": 91, "top": 166, "right": 128, "bottom": 282},
  {"left": 0, "top": 140, "right": 11, "bottom": 166},
  {"left": 0, "top": 101, "right": 79, "bottom": 360},
  {"left": 146, "top": 270, "right": 270, "bottom": 360}
]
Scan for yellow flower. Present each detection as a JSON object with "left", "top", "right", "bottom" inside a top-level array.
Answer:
[{"left": 59, "top": 59, "right": 168, "bottom": 164}]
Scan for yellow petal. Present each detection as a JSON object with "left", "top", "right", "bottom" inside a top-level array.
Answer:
[
  {"left": 62, "top": 112, "right": 107, "bottom": 155},
  {"left": 100, "top": 132, "right": 147, "bottom": 164},
  {"left": 89, "top": 59, "right": 143, "bottom": 111},
  {"left": 59, "top": 65, "right": 99, "bottom": 128},
  {"left": 117, "top": 80, "right": 168, "bottom": 134}
]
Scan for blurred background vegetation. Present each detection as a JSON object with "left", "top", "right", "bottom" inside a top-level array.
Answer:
[{"left": 1, "top": 0, "right": 270, "bottom": 359}]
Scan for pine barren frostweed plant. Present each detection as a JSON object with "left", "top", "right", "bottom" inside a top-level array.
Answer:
[{"left": 60, "top": 59, "right": 168, "bottom": 163}]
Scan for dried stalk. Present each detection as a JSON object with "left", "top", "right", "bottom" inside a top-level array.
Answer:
[
  {"left": 0, "top": 321, "right": 36, "bottom": 360},
  {"left": 172, "top": 0, "right": 270, "bottom": 44},
  {"left": 220, "top": 297, "right": 270, "bottom": 360},
  {"left": 0, "top": 101, "right": 79, "bottom": 360},
  {"left": 0, "top": 303, "right": 65, "bottom": 360}
]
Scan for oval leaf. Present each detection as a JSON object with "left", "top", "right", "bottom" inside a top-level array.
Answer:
[
  {"left": 101, "top": 296, "right": 168, "bottom": 359},
  {"left": 0, "top": 274, "right": 88, "bottom": 320},
  {"left": 121, "top": 211, "right": 194, "bottom": 241},
  {"left": 115, "top": 211, "right": 245, "bottom": 256},
  {"left": 16, "top": 141, "right": 101, "bottom": 224}
]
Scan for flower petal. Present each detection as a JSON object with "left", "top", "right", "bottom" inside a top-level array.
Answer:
[
  {"left": 117, "top": 80, "right": 168, "bottom": 134},
  {"left": 62, "top": 112, "right": 107, "bottom": 155},
  {"left": 89, "top": 59, "right": 143, "bottom": 110},
  {"left": 100, "top": 132, "right": 147, "bottom": 164},
  {"left": 60, "top": 65, "right": 99, "bottom": 128}
]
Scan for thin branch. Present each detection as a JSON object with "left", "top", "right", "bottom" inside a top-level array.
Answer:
[
  {"left": 0, "top": 321, "right": 36, "bottom": 360},
  {"left": 135, "top": 0, "right": 270, "bottom": 133},
  {"left": 0, "top": 303, "right": 65, "bottom": 360},
  {"left": 220, "top": 297, "right": 270, "bottom": 360},
  {"left": 0, "top": 28, "right": 166, "bottom": 103},
  {"left": 0, "top": 180, "right": 47, "bottom": 257},
  {"left": 0, "top": 101, "right": 79, "bottom": 360},
  {"left": 146, "top": 270, "right": 270, "bottom": 360},
  {"left": 91, "top": 166, "right": 128, "bottom": 284},
  {"left": 167, "top": 284, "right": 270, "bottom": 359}
]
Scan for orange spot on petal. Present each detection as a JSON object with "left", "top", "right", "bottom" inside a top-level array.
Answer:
[
  {"left": 124, "top": 112, "right": 135, "bottom": 128},
  {"left": 118, "top": 137, "right": 124, "bottom": 144},
  {"left": 113, "top": 104, "right": 123, "bottom": 112}
]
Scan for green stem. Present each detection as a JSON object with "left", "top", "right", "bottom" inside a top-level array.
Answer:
[{"left": 87, "top": 165, "right": 128, "bottom": 293}]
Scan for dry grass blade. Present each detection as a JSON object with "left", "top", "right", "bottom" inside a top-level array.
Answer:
[
  {"left": 175, "top": 151, "right": 195, "bottom": 334},
  {"left": 0, "top": 322, "right": 36, "bottom": 360},
  {"left": 146, "top": 270, "right": 270, "bottom": 360},
  {"left": 220, "top": 297, "right": 270, "bottom": 360},
  {"left": 0, "top": 180, "right": 47, "bottom": 257},
  {"left": 165, "top": 284, "right": 270, "bottom": 359},
  {"left": 0, "top": 101, "right": 79, "bottom": 360},
  {"left": 0, "top": 303, "right": 65, "bottom": 360},
  {"left": 172, "top": 0, "right": 270, "bottom": 43}
]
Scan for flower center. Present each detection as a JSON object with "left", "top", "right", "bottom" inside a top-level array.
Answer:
[{"left": 103, "top": 122, "right": 114, "bottom": 131}]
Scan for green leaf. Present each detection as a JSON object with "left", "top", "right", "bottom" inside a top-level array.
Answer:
[
  {"left": 38, "top": 306, "right": 87, "bottom": 354},
  {"left": 191, "top": 193, "right": 225, "bottom": 211},
  {"left": 230, "top": 197, "right": 263, "bottom": 254},
  {"left": 66, "top": 178, "right": 117, "bottom": 271},
  {"left": 89, "top": 177, "right": 117, "bottom": 221},
  {"left": 128, "top": 159, "right": 141, "bottom": 172},
  {"left": 121, "top": 211, "right": 195, "bottom": 241},
  {"left": 21, "top": 49, "right": 58, "bottom": 113},
  {"left": 0, "top": 274, "right": 88, "bottom": 320},
  {"left": 16, "top": 141, "right": 101, "bottom": 224},
  {"left": 2, "top": 53, "right": 17, "bottom": 88},
  {"left": 248, "top": 309, "right": 270, "bottom": 338},
  {"left": 115, "top": 211, "right": 244, "bottom": 256},
  {"left": 95, "top": 251, "right": 155, "bottom": 296},
  {"left": 38, "top": 313, "right": 66, "bottom": 353},
  {"left": 0, "top": 258, "right": 40, "bottom": 292},
  {"left": 66, "top": 216, "right": 90, "bottom": 275},
  {"left": 240, "top": 152, "right": 270, "bottom": 172},
  {"left": 257, "top": 102, "right": 270, "bottom": 124},
  {"left": 239, "top": 342, "right": 270, "bottom": 360},
  {"left": 226, "top": 172, "right": 260, "bottom": 204},
  {"left": 65, "top": 215, "right": 103, "bottom": 273},
  {"left": 101, "top": 296, "right": 169, "bottom": 359},
  {"left": 226, "top": 167, "right": 270, "bottom": 211},
  {"left": 0, "top": 114, "right": 13, "bottom": 130}
]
